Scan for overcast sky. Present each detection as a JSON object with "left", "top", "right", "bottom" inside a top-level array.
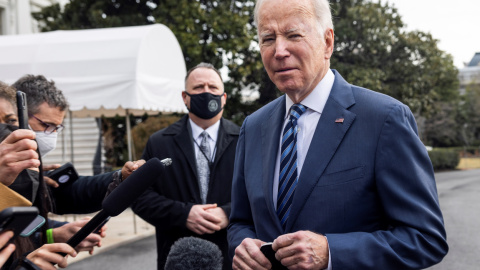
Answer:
[{"left": 381, "top": 0, "right": 479, "bottom": 69}]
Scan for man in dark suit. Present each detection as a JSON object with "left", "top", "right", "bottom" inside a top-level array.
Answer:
[
  {"left": 132, "top": 62, "right": 240, "bottom": 270},
  {"left": 227, "top": 0, "right": 448, "bottom": 269}
]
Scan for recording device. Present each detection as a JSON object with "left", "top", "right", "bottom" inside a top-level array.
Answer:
[
  {"left": 165, "top": 237, "right": 223, "bottom": 270},
  {"left": 260, "top": 242, "right": 288, "bottom": 270},
  {"left": 63, "top": 157, "right": 169, "bottom": 252},
  {"left": 16, "top": 91, "right": 29, "bottom": 129},
  {"left": 0, "top": 207, "right": 40, "bottom": 240},
  {"left": 46, "top": 162, "right": 79, "bottom": 186}
]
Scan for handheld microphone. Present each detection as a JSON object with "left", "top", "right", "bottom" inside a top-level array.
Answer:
[
  {"left": 165, "top": 237, "right": 223, "bottom": 270},
  {"left": 64, "top": 157, "right": 168, "bottom": 250}
]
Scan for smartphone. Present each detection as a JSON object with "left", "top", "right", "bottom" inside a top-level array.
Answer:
[
  {"left": 0, "top": 207, "right": 39, "bottom": 239},
  {"left": 20, "top": 215, "right": 45, "bottom": 237},
  {"left": 16, "top": 91, "right": 29, "bottom": 129},
  {"left": 46, "top": 162, "right": 79, "bottom": 186},
  {"left": 260, "top": 242, "right": 288, "bottom": 270}
]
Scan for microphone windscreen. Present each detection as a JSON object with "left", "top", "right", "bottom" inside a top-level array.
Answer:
[
  {"left": 102, "top": 157, "right": 164, "bottom": 216},
  {"left": 165, "top": 237, "right": 223, "bottom": 270}
]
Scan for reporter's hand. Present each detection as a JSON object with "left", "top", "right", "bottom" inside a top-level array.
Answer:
[
  {"left": 0, "top": 231, "right": 16, "bottom": 267},
  {"left": 186, "top": 204, "right": 221, "bottom": 235},
  {"left": 233, "top": 238, "right": 271, "bottom": 270},
  {"left": 42, "top": 164, "right": 61, "bottom": 188},
  {"left": 52, "top": 217, "right": 105, "bottom": 254},
  {"left": 272, "top": 230, "right": 329, "bottom": 270},
  {"left": 26, "top": 243, "right": 76, "bottom": 270},
  {"left": 121, "top": 159, "right": 146, "bottom": 180},
  {"left": 0, "top": 129, "right": 39, "bottom": 186},
  {"left": 205, "top": 206, "right": 229, "bottom": 229}
]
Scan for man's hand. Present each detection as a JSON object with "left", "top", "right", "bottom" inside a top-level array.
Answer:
[
  {"left": 186, "top": 204, "right": 222, "bottom": 235},
  {"left": 43, "top": 164, "right": 61, "bottom": 188},
  {"left": 26, "top": 243, "right": 77, "bottom": 270},
  {"left": 0, "top": 231, "right": 16, "bottom": 267},
  {"left": 205, "top": 206, "right": 229, "bottom": 229},
  {"left": 52, "top": 217, "right": 106, "bottom": 254},
  {"left": 272, "top": 230, "right": 329, "bottom": 270},
  {"left": 233, "top": 238, "right": 271, "bottom": 270},
  {"left": 0, "top": 129, "right": 39, "bottom": 186},
  {"left": 121, "top": 159, "right": 146, "bottom": 180}
]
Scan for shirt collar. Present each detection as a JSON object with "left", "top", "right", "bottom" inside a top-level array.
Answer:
[
  {"left": 285, "top": 69, "right": 335, "bottom": 117},
  {"left": 189, "top": 118, "right": 220, "bottom": 142}
]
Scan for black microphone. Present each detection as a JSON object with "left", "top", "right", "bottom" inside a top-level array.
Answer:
[
  {"left": 164, "top": 237, "right": 223, "bottom": 270},
  {"left": 65, "top": 157, "right": 168, "bottom": 250}
]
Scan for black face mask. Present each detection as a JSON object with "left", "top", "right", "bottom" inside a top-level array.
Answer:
[
  {"left": 185, "top": 92, "right": 224, "bottom": 119},
  {"left": 8, "top": 169, "right": 40, "bottom": 203}
]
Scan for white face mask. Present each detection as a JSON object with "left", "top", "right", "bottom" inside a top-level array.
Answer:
[{"left": 34, "top": 132, "right": 58, "bottom": 157}]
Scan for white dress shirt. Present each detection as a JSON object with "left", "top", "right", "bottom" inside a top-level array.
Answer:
[{"left": 189, "top": 118, "right": 220, "bottom": 162}]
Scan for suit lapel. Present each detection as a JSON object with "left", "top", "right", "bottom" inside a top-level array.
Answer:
[
  {"left": 261, "top": 97, "right": 286, "bottom": 232},
  {"left": 286, "top": 71, "right": 357, "bottom": 231},
  {"left": 213, "top": 119, "right": 234, "bottom": 167}
]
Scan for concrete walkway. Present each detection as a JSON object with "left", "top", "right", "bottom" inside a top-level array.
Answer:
[{"left": 49, "top": 208, "right": 155, "bottom": 264}]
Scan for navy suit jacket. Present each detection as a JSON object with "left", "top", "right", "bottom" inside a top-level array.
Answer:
[{"left": 227, "top": 70, "right": 448, "bottom": 269}]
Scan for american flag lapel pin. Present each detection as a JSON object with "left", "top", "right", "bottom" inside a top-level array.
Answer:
[{"left": 335, "top": 118, "right": 344, "bottom": 123}]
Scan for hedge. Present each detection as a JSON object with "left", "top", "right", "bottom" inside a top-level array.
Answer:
[{"left": 428, "top": 148, "right": 460, "bottom": 171}]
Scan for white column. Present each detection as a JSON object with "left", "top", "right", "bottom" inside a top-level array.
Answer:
[{"left": 16, "top": 0, "right": 32, "bottom": 34}]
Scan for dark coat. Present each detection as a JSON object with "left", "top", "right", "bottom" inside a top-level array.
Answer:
[
  {"left": 132, "top": 115, "right": 239, "bottom": 270},
  {"left": 52, "top": 172, "right": 114, "bottom": 214}
]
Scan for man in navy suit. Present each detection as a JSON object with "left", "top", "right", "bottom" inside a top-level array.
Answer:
[{"left": 227, "top": 0, "right": 448, "bottom": 269}]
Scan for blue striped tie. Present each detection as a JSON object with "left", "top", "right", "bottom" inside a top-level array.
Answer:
[{"left": 277, "top": 103, "right": 307, "bottom": 228}]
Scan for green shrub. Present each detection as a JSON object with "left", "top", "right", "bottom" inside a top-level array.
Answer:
[
  {"left": 131, "top": 114, "right": 182, "bottom": 159},
  {"left": 449, "top": 146, "right": 480, "bottom": 157},
  {"left": 428, "top": 148, "right": 460, "bottom": 171}
]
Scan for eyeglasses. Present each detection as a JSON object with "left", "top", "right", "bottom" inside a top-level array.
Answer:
[{"left": 29, "top": 114, "right": 64, "bottom": 134}]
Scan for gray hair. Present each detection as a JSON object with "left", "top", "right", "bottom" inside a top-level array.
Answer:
[
  {"left": 185, "top": 62, "right": 223, "bottom": 86},
  {"left": 12, "top": 75, "right": 68, "bottom": 115},
  {"left": 0, "top": 81, "right": 17, "bottom": 109},
  {"left": 254, "top": 0, "right": 334, "bottom": 38}
]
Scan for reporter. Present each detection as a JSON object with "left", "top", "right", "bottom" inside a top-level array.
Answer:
[{"left": 0, "top": 82, "right": 19, "bottom": 126}]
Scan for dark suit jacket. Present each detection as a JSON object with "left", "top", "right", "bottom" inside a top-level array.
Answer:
[
  {"left": 9, "top": 169, "right": 113, "bottom": 215},
  {"left": 132, "top": 115, "right": 239, "bottom": 270},
  {"left": 228, "top": 70, "right": 448, "bottom": 269},
  {"left": 52, "top": 172, "right": 114, "bottom": 214}
]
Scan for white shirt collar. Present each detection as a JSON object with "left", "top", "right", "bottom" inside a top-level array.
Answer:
[
  {"left": 189, "top": 118, "right": 220, "bottom": 143},
  {"left": 285, "top": 69, "right": 335, "bottom": 117}
]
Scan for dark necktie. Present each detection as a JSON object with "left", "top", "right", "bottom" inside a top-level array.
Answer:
[
  {"left": 197, "top": 131, "right": 211, "bottom": 204},
  {"left": 277, "top": 103, "right": 307, "bottom": 228}
]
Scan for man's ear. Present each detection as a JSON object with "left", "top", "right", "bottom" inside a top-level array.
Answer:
[
  {"left": 324, "top": 28, "right": 334, "bottom": 59},
  {"left": 222, "top": 92, "right": 227, "bottom": 107},
  {"left": 182, "top": 91, "right": 188, "bottom": 106}
]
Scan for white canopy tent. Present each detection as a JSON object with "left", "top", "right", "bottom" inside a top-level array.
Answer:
[{"left": 0, "top": 24, "right": 187, "bottom": 162}]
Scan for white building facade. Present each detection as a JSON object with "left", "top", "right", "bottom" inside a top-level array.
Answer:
[
  {"left": 0, "top": 0, "right": 58, "bottom": 35},
  {"left": 459, "top": 52, "right": 480, "bottom": 94}
]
